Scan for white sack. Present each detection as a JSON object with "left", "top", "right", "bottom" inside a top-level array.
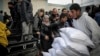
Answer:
[
  {"left": 42, "top": 52, "right": 51, "bottom": 56},
  {"left": 60, "top": 27, "right": 95, "bottom": 48},
  {"left": 56, "top": 49, "right": 67, "bottom": 56},
  {"left": 48, "top": 48, "right": 56, "bottom": 56},
  {"left": 60, "top": 32, "right": 90, "bottom": 56},
  {"left": 52, "top": 41, "right": 61, "bottom": 50},
  {"left": 52, "top": 37, "right": 81, "bottom": 56}
]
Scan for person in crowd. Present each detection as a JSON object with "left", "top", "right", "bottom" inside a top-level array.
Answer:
[
  {"left": 33, "top": 9, "right": 45, "bottom": 56},
  {"left": 17, "top": 0, "right": 34, "bottom": 41},
  {"left": 84, "top": 6, "right": 91, "bottom": 16},
  {"left": 33, "top": 9, "right": 45, "bottom": 36},
  {"left": 0, "top": 17, "right": 11, "bottom": 56},
  {"left": 58, "top": 9, "right": 61, "bottom": 15},
  {"left": 3, "top": 12, "right": 10, "bottom": 23},
  {"left": 94, "top": 5, "right": 100, "bottom": 26},
  {"left": 61, "top": 8, "right": 68, "bottom": 14},
  {"left": 41, "top": 15, "right": 53, "bottom": 52},
  {"left": 51, "top": 13, "right": 70, "bottom": 37},
  {"left": 67, "top": 11, "right": 73, "bottom": 27},
  {"left": 8, "top": 2, "right": 17, "bottom": 21},
  {"left": 90, "top": 5, "right": 97, "bottom": 18},
  {"left": 3, "top": 12, "right": 12, "bottom": 28},
  {"left": 70, "top": 3, "right": 100, "bottom": 48},
  {"left": 61, "top": 8, "right": 73, "bottom": 27},
  {"left": 48, "top": 10, "right": 52, "bottom": 16},
  {"left": 49, "top": 8, "right": 59, "bottom": 23},
  {"left": 45, "top": 11, "right": 49, "bottom": 15},
  {"left": 0, "top": 10, "right": 3, "bottom": 22}
]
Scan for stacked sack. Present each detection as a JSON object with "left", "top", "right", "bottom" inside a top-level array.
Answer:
[{"left": 42, "top": 27, "right": 95, "bottom": 56}]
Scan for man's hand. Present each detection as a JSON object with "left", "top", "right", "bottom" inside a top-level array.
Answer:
[
  {"left": 45, "top": 35, "right": 49, "bottom": 40},
  {"left": 36, "top": 32, "right": 40, "bottom": 35}
]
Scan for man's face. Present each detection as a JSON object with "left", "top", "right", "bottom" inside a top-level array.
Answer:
[
  {"left": 62, "top": 10, "right": 67, "bottom": 14},
  {"left": 70, "top": 10, "right": 80, "bottom": 19},
  {"left": 44, "top": 18, "right": 49, "bottom": 23},
  {"left": 61, "top": 16, "right": 67, "bottom": 23},
  {"left": 39, "top": 12, "right": 44, "bottom": 17},
  {"left": 53, "top": 9, "right": 58, "bottom": 14},
  {"left": 68, "top": 11, "right": 73, "bottom": 19}
]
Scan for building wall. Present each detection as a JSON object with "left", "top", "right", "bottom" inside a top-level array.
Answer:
[
  {"left": 31, "top": 0, "right": 65, "bottom": 15},
  {"left": 0, "top": 0, "right": 3, "bottom": 10}
]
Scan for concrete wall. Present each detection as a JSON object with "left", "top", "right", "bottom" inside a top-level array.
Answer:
[
  {"left": 31, "top": 0, "right": 65, "bottom": 15},
  {"left": 1, "top": 0, "right": 65, "bottom": 15},
  {"left": 0, "top": 0, "right": 3, "bottom": 10},
  {"left": 3, "top": 0, "right": 10, "bottom": 15}
]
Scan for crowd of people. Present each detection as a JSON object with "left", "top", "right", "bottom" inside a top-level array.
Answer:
[
  {"left": 33, "top": 8, "right": 73, "bottom": 54},
  {"left": 0, "top": 0, "right": 100, "bottom": 56},
  {"left": 33, "top": 4, "right": 100, "bottom": 56}
]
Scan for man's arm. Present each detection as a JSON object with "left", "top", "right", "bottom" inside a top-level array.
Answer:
[{"left": 86, "top": 15, "right": 100, "bottom": 45}]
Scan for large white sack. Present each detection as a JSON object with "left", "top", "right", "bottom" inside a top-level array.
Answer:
[
  {"left": 52, "top": 41, "right": 61, "bottom": 50},
  {"left": 52, "top": 37, "right": 81, "bottom": 56},
  {"left": 56, "top": 49, "right": 67, "bottom": 56},
  {"left": 52, "top": 37, "right": 66, "bottom": 49},
  {"left": 60, "top": 27, "right": 95, "bottom": 48},
  {"left": 42, "top": 52, "right": 51, "bottom": 56},
  {"left": 60, "top": 32, "right": 90, "bottom": 56},
  {"left": 48, "top": 48, "right": 56, "bottom": 56}
]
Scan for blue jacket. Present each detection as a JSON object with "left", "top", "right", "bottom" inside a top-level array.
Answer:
[{"left": 95, "top": 12, "right": 100, "bottom": 26}]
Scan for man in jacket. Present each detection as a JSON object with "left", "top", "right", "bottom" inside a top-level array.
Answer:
[
  {"left": 70, "top": 3, "right": 100, "bottom": 47},
  {"left": 17, "top": 0, "right": 33, "bottom": 41}
]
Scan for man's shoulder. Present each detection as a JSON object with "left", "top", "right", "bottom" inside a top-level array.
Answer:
[{"left": 82, "top": 14, "right": 94, "bottom": 21}]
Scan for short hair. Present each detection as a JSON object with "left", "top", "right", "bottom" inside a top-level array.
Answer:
[
  {"left": 96, "top": 7, "right": 100, "bottom": 12},
  {"left": 8, "top": 2, "right": 14, "bottom": 5},
  {"left": 53, "top": 8, "right": 56, "bottom": 10},
  {"left": 0, "top": 10, "right": 3, "bottom": 13},
  {"left": 85, "top": 6, "right": 90, "bottom": 12},
  {"left": 70, "top": 3, "right": 81, "bottom": 11},
  {"left": 60, "top": 13, "right": 67, "bottom": 20},
  {"left": 38, "top": 9, "right": 45, "bottom": 17},
  {"left": 38, "top": 9, "right": 44, "bottom": 13},
  {"left": 62, "top": 8, "right": 67, "bottom": 12}
]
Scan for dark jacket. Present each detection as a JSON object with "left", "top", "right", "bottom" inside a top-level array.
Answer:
[
  {"left": 67, "top": 19, "right": 73, "bottom": 27},
  {"left": 49, "top": 14, "right": 59, "bottom": 23},
  {"left": 41, "top": 24, "right": 52, "bottom": 40},
  {"left": 51, "top": 21, "right": 69, "bottom": 37},
  {"left": 95, "top": 12, "right": 100, "bottom": 26},
  {"left": 40, "top": 23, "right": 53, "bottom": 52},
  {"left": 33, "top": 16, "right": 43, "bottom": 32},
  {"left": 17, "top": 0, "right": 33, "bottom": 23}
]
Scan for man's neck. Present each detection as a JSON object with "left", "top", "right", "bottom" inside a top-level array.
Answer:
[{"left": 75, "top": 13, "right": 82, "bottom": 20}]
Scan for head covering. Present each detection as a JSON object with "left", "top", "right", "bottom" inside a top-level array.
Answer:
[
  {"left": 42, "top": 15, "right": 50, "bottom": 26},
  {"left": 44, "top": 15, "right": 49, "bottom": 19}
]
